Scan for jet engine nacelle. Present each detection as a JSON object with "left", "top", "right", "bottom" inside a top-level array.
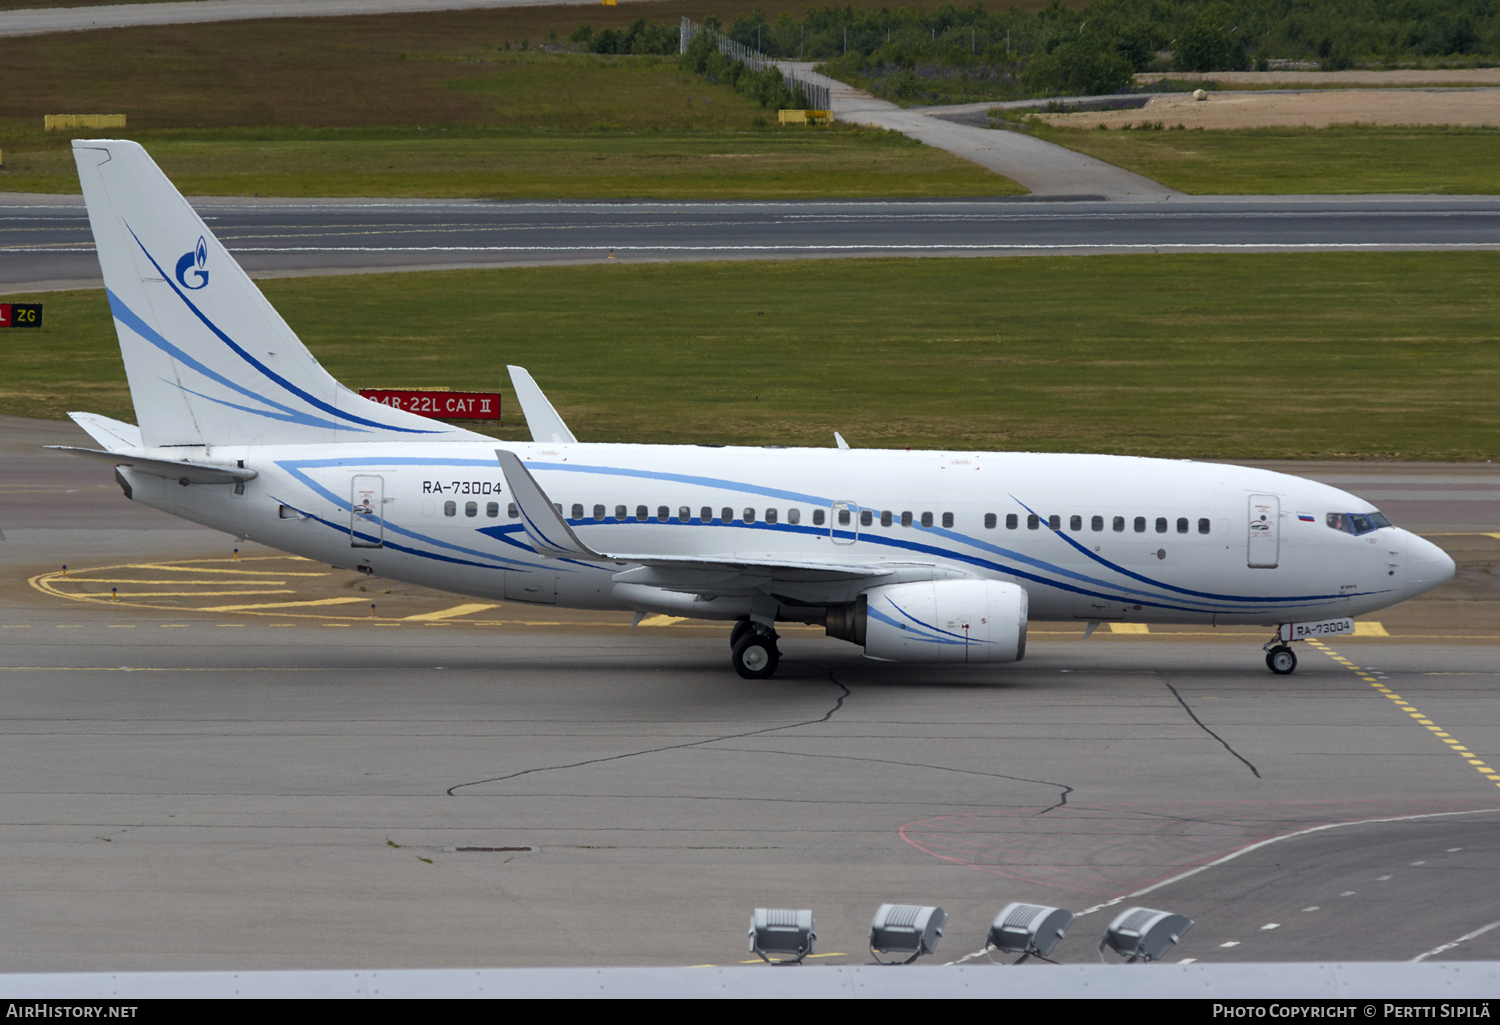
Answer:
[{"left": 828, "top": 579, "right": 1028, "bottom": 664}]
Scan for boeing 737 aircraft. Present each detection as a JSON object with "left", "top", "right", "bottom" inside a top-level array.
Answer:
[{"left": 54, "top": 140, "right": 1456, "bottom": 678}]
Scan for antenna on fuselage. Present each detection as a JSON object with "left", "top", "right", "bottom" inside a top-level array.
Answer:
[{"left": 834, "top": 432, "right": 850, "bottom": 450}]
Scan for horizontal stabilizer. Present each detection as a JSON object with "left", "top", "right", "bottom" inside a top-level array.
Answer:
[
  {"left": 46, "top": 446, "right": 258, "bottom": 485},
  {"left": 507, "top": 366, "right": 577, "bottom": 445},
  {"left": 67, "top": 412, "right": 143, "bottom": 453}
]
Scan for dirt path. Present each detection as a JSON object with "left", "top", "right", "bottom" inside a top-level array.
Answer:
[
  {"left": 1141, "top": 69, "right": 1500, "bottom": 87},
  {"left": 1037, "top": 88, "right": 1500, "bottom": 130}
]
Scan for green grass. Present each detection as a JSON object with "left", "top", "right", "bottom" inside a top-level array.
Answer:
[
  {"left": 0, "top": 124, "right": 1020, "bottom": 199},
  {"left": 6, "top": 253, "right": 1499, "bottom": 460},
  {"left": 1, "top": 44, "right": 1020, "bottom": 198},
  {"left": 1030, "top": 124, "right": 1500, "bottom": 194}
]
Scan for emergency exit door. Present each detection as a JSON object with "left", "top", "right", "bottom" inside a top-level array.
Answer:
[
  {"left": 1248, "top": 494, "right": 1279, "bottom": 568},
  {"left": 350, "top": 474, "right": 384, "bottom": 548}
]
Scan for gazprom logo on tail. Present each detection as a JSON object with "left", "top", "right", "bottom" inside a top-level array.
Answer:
[{"left": 174, "top": 236, "right": 209, "bottom": 290}]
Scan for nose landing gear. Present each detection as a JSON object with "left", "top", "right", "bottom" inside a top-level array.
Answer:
[
  {"left": 1263, "top": 639, "right": 1298, "bottom": 675},
  {"left": 730, "top": 619, "right": 781, "bottom": 679}
]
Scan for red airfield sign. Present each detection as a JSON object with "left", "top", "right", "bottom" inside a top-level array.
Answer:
[{"left": 359, "top": 390, "right": 501, "bottom": 421}]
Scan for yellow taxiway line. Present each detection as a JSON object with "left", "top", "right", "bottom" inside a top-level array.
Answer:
[
  {"left": 1307, "top": 638, "right": 1500, "bottom": 790},
  {"left": 403, "top": 603, "right": 501, "bottom": 621}
]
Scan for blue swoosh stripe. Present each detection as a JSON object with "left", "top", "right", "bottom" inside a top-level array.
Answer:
[
  {"left": 866, "top": 603, "right": 964, "bottom": 645},
  {"left": 525, "top": 461, "right": 1386, "bottom": 609},
  {"left": 130, "top": 228, "right": 440, "bottom": 435},
  {"left": 1009, "top": 495, "right": 1342, "bottom": 605},
  {"left": 882, "top": 596, "right": 988, "bottom": 645},
  {"left": 277, "top": 459, "right": 544, "bottom": 570},
  {"left": 109, "top": 289, "right": 353, "bottom": 432}
]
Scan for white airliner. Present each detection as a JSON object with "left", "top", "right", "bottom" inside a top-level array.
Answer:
[{"left": 55, "top": 140, "right": 1455, "bottom": 678}]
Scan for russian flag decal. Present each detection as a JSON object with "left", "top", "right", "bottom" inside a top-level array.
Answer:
[{"left": 1298, "top": 512, "right": 1316, "bottom": 522}]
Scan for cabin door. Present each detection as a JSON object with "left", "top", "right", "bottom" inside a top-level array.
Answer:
[
  {"left": 1248, "top": 494, "right": 1279, "bottom": 569},
  {"left": 350, "top": 474, "right": 384, "bottom": 548}
]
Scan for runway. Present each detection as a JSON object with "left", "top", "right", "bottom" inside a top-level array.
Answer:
[
  {"left": 1, "top": 417, "right": 1497, "bottom": 970},
  {"left": 5, "top": 194, "right": 1500, "bottom": 292}
]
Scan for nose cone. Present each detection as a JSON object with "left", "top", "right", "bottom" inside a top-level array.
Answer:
[{"left": 1405, "top": 532, "right": 1456, "bottom": 598}]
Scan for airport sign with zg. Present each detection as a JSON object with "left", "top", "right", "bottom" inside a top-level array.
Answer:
[{"left": 0, "top": 303, "right": 42, "bottom": 328}]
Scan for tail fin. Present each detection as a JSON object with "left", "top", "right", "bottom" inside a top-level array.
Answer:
[{"left": 73, "top": 140, "right": 484, "bottom": 448}]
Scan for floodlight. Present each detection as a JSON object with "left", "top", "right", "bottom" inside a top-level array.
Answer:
[
  {"left": 986, "top": 902, "right": 1076, "bottom": 964},
  {"left": 868, "top": 904, "right": 946, "bottom": 964},
  {"left": 1099, "top": 906, "right": 1194, "bottom": 963},
  {"left": 748, "top": 908, "right": 815, "bottom": 965}
]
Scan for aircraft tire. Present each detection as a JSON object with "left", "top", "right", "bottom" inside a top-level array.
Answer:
[
  {"left": 732, "top": 633, "right": 780, "bottom": 679},
  {"left": 729, "top": 618, "right": 754, "bottom": 649},
  {"left": 1266, "top": 645, "right": 1298, "bottom": 675}
]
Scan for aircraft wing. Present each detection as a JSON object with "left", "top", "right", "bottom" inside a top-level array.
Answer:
[
  {"left": 495, "top": 449, "right": 903, "bottom": 582},
  {"left": 46, "top": 446, "right": 258, "bottom": 485}
]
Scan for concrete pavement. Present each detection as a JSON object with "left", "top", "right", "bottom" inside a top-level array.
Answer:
[{"left": 780, "top": 62, "right": 1181, "bottom": 199}]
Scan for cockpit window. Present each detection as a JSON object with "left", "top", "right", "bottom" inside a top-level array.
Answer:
[{"left": 1327, "top": 511, "right": 1392, "bottom": 536}]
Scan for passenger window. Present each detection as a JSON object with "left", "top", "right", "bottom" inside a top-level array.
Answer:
[
  {"left": 920, "top": 512, "right": 932, "bottom": 528},
  {"left": 900, "top": 511, "right": 913, "bottom": 528},
  {"left": 701, "top": 506, "right": 713, "bottom": 522},
  {"left": 636, "top": 505, "right": 648, "bottom": 520},
  {"left": 812, "top": 509, "right": 824, "bottom": 526},
  {"left": 1070, "top": 515, "right": 1082, "bottom": 531},
  {"left": 486, "top": 501, "right": 499, "bottom": 518},
  {"left": 1091, "top": 515, "right": 1104, "bottom": 531},
  {"left": 1155, "top": 517, "right": 1167, "bottom": 533},
  {"left": 942, "top": 512, "right": 954, "bottom": 528},
  {"left": 1048, "top": 514, "right": 1060, "bottom": 530},
  {"left": 657, "top": 506, "right": 669, "bottom": 521},
  {"left": 861, "top": 510, "right": 874, "bottom": 527},
  {"left": 615, "top": 505, "right": 627, "bottom": 520},
  {"left": 1198, "top": 517, "right": 1211, "bottom": 534},
  {"left": 743, "top": 508, "right": 756, "bottom": 524},
  {"left": 721, "top": 507, "right": 733, "bottom": 523},
  {"left": 1027, "top": 514, "right": 1039, "bottom": 530},
  {"left": 508, "top": 502, "right": 519, "bottom": 519},
  {"left": 571, "top": 503, "right": 584, "bottom": 519},
  {"left": 465, "top": 501, "right": 478, "bottom": 517},
  {"left": 984, "top": 513, "right": 997, "bottom": 529},
  {"left": 1113, "top": 515, "right": 1125, "bottom": 532},
  {"left": 766, "top": 508, "right": 778, "bottom": 524},
  {"left": 880, "top": 510, "right": 893, "bottom": 527},
  {"left": 837, "top": 508, "right": 850, "bottom": 526},
  {"left": 788, "top": 508, "right": 801, "bottom": 525},
  {"left": 679, "top": 506, "right": 690, "bottom": 521},
  {"left": 594, "top": 504, "right": 606, "bottom": 520},
  {"left": 444, "top": 501, "right": 457, "bottom": 517},
  {"left": 1176, "top": 517, "right": 1189, "bottom": 534},
  {"left": 1006, "top": 513, "right": 1018, "bottom": 530},
  {"left": 1134, "top": 516, "right": 1146, "bottom": 533}
]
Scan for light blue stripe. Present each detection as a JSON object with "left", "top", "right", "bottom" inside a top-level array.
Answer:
[{"left": 130, "top": 228, "right": 440, "bottom": 435}]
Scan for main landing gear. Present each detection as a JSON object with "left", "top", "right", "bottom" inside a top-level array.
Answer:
[
  {"left": 1263, "top": 637, "right": 1299, "bottom": 675},
  {"left": 730, "top": 618, "right": 780, "bottom": 679}
]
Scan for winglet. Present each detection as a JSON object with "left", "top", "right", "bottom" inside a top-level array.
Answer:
[
  {"left": 834, "top": 432, "right": 850, "bottom": 450},
  {"left": 495, "top": 449, "right": 602, "bottom": 559},
  {"left": 507, "top": 366, "right": 577, "bottom": 445}
]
